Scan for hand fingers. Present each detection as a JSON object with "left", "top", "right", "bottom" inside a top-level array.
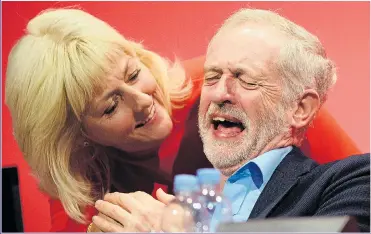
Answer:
[
  {"left": 92, "top": 215, "right": 124, "bottom": 232},
  {"left": 130, "top": 191, "right": 168, "bottom": 207},
  {"left": 156, "top": 188, "right": 175, "bottom": 205},
  {"left": 161, "top": 203, "right": 188, "bottom": 232},
  {"left": 98, "top": 212, "right": 122, "bottom": 227},
  {"left": 127, "top": 191, "right": 167, "bottom": 231},
  {"left": 104, "top": 192, "right": 147, "bottom": 213},
  {"left": 95, "top": 200, "right": 150, "bottom": 232},
  {"left": 105, "top": 191, "right": 166, "bottom": 210},
  {"left": 103, "top": 192, "right": 165, "bottom": 231},
  {"left": 103, "top": 192, "right": 158, "bottom": 226},
  {"left": 95, "top": 200, "right": 131, "bottom": 226}
]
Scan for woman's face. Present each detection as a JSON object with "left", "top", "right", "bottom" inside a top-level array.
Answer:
[{"left": 82, "top": 54, "right": 173, "bottom": 153}]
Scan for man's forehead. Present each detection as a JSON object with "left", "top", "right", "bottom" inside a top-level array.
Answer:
[
  {"left": 204, "top": 59, "right": 273, "bottom": 82},
  {"left": 205, "top": 54, "right": 271, "bottom": 67},
  {"left": 212, "top": 22, "right": 287, "bottom": 44},
  {"left": 205, "top": 44, "right": 279, "bottom": 73},
  {"left": 208, "top": 23, "right": 285, "bottom": 51},
  {"left": 206, "top": 24, "right": 284, "bottom": 70}
]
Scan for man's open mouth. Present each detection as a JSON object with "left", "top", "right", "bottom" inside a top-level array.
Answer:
[{"left": 211, "top": 115, "right": 246, "bottom": 138}]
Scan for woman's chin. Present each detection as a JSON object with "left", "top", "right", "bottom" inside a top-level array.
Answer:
[
  {"left": 146, "top": 103, "right": 173, "bottom": 139},
  {"left": 119, "top": 118, "right": 173, "bottom": 154},
  {"left": 120, "top": 136, "right": 168, "bottom": 155},
  {"left": 115, "top": 102, "right": 173, "bottom": 154}
]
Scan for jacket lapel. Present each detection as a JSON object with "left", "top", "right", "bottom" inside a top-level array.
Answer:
[{"left": 249, "top": 147, "right": 317, "bottom": 219}]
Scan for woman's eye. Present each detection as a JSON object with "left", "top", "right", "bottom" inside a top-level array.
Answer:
[
  {"left": 104, "top": 97, "right": 119, "bottom": 115},
  {"left": 128, "top": 69, "right": 141, "bottom": 82}
]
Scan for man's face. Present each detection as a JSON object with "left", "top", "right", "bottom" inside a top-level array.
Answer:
[{"left": 198, "top": 23, "right": 292, "bottom": 176}]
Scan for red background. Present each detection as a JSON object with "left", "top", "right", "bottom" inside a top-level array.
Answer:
[{"left": 2, "top": 1, "right": 370, "bottom": 231}]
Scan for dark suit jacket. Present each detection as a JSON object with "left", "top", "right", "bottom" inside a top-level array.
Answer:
[
  {"left": 173, "top": 99, "right": 370, "bottom": 232},
  {"left": 249, "top": 147, "right": 370, "bottom": 232}
]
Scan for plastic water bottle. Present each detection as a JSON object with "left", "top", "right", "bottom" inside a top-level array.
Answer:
[
  {"left": 196, "top": 168, "right": 233, "bottom": 232},
  {"left": 161, "top": 174, "right": 202, "bottom": 232}
]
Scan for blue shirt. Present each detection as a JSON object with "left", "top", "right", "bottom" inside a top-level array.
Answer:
[{"left": 223, "top": 146, "right": 293, "bottom": 222}]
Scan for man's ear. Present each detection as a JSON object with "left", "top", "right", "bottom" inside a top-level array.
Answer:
[{"left": 290, "top": 89, "right": 320, "bottom": 129}]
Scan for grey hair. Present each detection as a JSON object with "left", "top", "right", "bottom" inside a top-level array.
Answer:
[{"left": 209, "top": 8, "right": 337, "bottom": 105}]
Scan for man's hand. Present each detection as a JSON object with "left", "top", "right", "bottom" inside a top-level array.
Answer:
[{"left": 92, "top": 188, "right": 175, "bottom": 232}]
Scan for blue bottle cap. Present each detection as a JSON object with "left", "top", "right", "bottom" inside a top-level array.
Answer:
[
  {"left": 173, "top": 174, "right": 198, "bottom": 192},
  {"left": 196, "top": 168, "right": 221, "bottom": 185}
]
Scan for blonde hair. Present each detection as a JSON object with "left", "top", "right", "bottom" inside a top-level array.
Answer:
[
  {"left": 210, "top": 8, "right": 337, "bottom": 105},
  {"left": 5, "top": 8, "right": 192, "bottom": 223}
]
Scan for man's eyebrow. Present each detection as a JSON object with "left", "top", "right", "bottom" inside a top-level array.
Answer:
[
  {"left": 228, "top": 67, "right": 246, "bottom": 76},
  {"left": 231, "top": 65, "right": 269, "bottom": 81},
  {"left": 204, "top": 66, "right": 223, "bottom": 74},
  {"left": 204, "top": 64, "right": 269, "bottom": 81}
]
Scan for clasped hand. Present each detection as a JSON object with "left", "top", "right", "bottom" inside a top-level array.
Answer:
[{"left": 91, "top": 188, "right": 174, "bottom": 232}]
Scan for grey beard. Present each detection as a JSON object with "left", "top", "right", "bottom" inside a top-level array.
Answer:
[{"left": 198, "top": 102, "right": 289, "bottom": 175}]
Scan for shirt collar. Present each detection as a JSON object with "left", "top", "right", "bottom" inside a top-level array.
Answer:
[{"left": 227, "top": 146, "right": 293, "bottom": 189}]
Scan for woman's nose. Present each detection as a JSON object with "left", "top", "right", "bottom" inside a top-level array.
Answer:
[{"left": 123, "top": 85, "right": 153, "bottom": 119}]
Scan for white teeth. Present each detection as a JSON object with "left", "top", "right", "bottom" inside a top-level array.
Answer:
[
  {"left": 138, "top": 104, "right": 156, "bottom": 127},
  {"left": 213, "top": 117, "right": 226, "bottom": 122},
  {"left": 146, "top": 106, "right": 155, "bottom": 122}
]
